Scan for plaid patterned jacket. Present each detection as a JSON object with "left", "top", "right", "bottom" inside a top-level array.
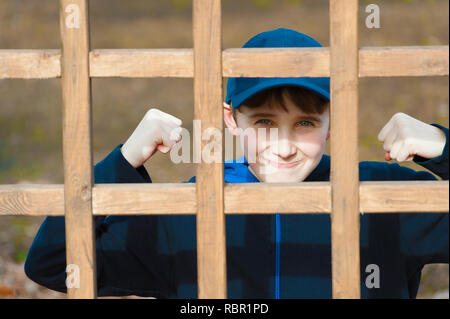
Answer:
[{"left": 25, "top": 124, "right": 449, "bottom": 298}]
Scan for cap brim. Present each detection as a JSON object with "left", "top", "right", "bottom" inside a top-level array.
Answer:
[{"left": 229, "top": 78, "right": 330, "bottom": 109}]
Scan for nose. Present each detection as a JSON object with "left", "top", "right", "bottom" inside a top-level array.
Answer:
[
  {"left": 275, "top": 140, "right": 296, "bottom": 159},
  {"left": 272, "top": 130, "right": 297, "bottom": 160}
]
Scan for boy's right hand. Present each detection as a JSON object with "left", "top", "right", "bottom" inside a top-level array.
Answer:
[{"left": 120, "top": 108, "right": 183, "bottom": 168}]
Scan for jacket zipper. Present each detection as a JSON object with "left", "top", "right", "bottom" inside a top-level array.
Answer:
[{"left": 275, "top": 213, "right": 280, "bottom": 299}]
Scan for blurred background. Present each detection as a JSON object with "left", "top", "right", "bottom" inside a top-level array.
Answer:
[{"left": 0, "top": 0, "right": 448, "bottom": 298}]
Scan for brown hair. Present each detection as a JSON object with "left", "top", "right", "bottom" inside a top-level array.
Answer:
[{"left": 231, "top": 86, "right": 329, "bottom": 120}]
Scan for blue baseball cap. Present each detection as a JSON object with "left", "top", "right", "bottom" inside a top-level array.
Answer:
[{"left": 225, "top": 28, "right": 330, "bottom": 109}]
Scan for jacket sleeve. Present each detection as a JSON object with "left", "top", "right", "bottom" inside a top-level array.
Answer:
[
  {"left": 388, "top": 124, "right": 449, "bottom": 267},
  {"left": 410, "top": 123, "right": 449, "bottom": 180},
  {"left": 24, "top": 144, "right": 173, "bottom": 297}
]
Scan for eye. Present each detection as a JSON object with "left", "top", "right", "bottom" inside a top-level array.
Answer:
[
  {"left": 255, "top": 119, "right": 273, "bottom": 125},
  {"left": 297, "top": 120, "right": 314, "bottom": 127}
]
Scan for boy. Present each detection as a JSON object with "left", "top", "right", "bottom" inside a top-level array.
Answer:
[{"left": 25, "top": 28, "right": 448, "bottom": 298}]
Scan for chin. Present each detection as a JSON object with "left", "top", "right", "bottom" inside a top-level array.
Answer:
[
  {"left": 259, "top": 170, "right": 308, "bottom": 183},
  {"left": 265, "top": 176, "right": 306, "bottom": 183}
]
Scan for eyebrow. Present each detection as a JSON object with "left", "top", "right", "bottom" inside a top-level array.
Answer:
[
  {"left": 249, "top": 112, "right": 322, "bottom": 122},
  {"left": 249, "top": 112, "right": 277, "bottom": 118}
]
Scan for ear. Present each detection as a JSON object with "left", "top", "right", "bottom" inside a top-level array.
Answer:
[
  {"left": 326, "top": 128, "right": 330, "bottom": 140},
  {"left": 223, "top": 102, "right": 240, "bottom": 136}
]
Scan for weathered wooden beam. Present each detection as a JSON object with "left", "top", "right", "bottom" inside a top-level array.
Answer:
[
  {"left": 1, "top": 181, "right": 448, "bottom": 216},
  {"left": 193, "top": 0, "right": 227, "bottom": 299},
  {"left": 1, "top": 46, "right": 448, "bottom": 79},
  {"left": 330, "top": 0, "right": 360, "bottom": 299},
  {"left": 59, "top": 0, "right": 96, "bottom": 299}
]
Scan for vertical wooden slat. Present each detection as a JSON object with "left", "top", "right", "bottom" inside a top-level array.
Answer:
[
  {"left": 59, "top": 0, "right": 96, "bottom": 298},
  {"left": 193, "top": 0, "right": 227, "bottom": 298},
  {"left": 329, "top": 0, "right": 360, "bottom": 298}
]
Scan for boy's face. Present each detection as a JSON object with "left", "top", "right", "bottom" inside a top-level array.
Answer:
[{"left": 224, "top": 91, "right": 330, "bottom": 183}]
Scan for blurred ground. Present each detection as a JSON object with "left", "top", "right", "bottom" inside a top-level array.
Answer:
[{"left": 0, "top": 0, "right": 448, "bottom": 299}]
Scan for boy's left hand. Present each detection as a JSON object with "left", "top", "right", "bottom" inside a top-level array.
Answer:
[{"left": 377, "top": 112, "right": 446, "bottom": 162}]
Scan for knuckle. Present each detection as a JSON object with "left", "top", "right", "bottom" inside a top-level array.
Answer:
[
  {"left": 392, "top": 113, "right": 404, "bottom": 126},
  {"left": 146, "top": 111, "right": 167, "bottom": 125},
  {"left": 146, "top": 108, "right": 158, "bottom": 115},
  {"left": 146, "top": 108, "right": 167, "bottom": 118},
  {"left": 145, "top": 108, "right": 158, "bottom": 119},
  {"left": 394, "top": 113, "right": 409, "bottom": 126},
  {"left": 393, "top": 112, "right": 405, "bottom": 120}
]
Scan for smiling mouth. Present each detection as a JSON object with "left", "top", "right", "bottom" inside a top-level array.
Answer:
[{"left": 267, "top": 159, "right": 301, "bottom": 168}]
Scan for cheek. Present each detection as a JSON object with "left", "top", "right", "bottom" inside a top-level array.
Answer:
[
  {"left": 297, "top": 131, "right": 327, "bottom": 156},
  {"left": 239, "top": 129, "right": 258, "bottom": 153}
]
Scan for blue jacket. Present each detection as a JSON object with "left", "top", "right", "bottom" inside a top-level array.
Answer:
[{"left": 25, "top": 123, "right": 449, "bottom": 298}]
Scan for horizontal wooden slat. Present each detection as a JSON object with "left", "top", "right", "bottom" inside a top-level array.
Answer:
[
  {"left": 90, "top": 49, "right": 193, "bottom": 78},
  {"left": 1, "top": 181, "right": 448, "bottom": 216},
  {"left": 0, "top": 49, "right": 61, "bottom": 79},
  {"left": 223, "top": 47, "right": 330, "bottom": 77},
  {"left": 360, "top": 180, "right": 449, "bottom": 213},
  {"left": 1, "top": 46, "right": 448, "bottom": 79},
  {"left": 0, "top": 184, "right": 64, "bottom": 216},
  {"left": 224, "top": 182, "right": 331, "bottom": 213},
  {"left": 92, "top": 183, "right": 197, "bottom": 215},
  {"left": 359, "top": 46, "right": 449, "bottom": 77}
]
